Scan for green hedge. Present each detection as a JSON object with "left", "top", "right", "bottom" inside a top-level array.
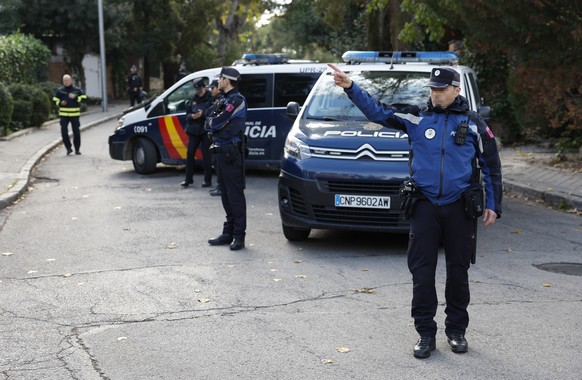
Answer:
[
  {"left": 7, "top": 83, "right": 50, "bottom": 130},
  {"left": 0, "top": 33, "right": 50, "bottom": 84},
  {"left": 0, "top": 82, "right": 14, "bottom": 136}
]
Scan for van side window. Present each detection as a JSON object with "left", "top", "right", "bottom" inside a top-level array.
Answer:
[
  {"left": 239, "top": 74, "right": 272, "bottom": 108},
  {"left": 274, "top": 73, "right": 321, "bottom": 107},
  {"left": 165, "top": 80, "right": 197, "bottom": 115}
]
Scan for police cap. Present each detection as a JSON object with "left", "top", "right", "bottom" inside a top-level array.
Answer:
[
  {"left": 193, "top": 77, "right": 206, "bottom": 90},
  {"left": 219, "top": 67, "right": 240, "bottom": 82},
  {"left": 427, "top": 67, "right": 460, "bottom": 88},
  {"left": 209, "top": 79, "right": 219, "bottom": 88}
]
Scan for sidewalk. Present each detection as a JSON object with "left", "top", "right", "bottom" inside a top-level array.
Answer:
[
  {"left": 500, "top": 146, "right": 582, "bottom": 212},
  {"left": 1, "top": 107, "right": 581, "bottom": 213},
  {"left": 0, "top": 102, "right": 125, "bottom": 209}
]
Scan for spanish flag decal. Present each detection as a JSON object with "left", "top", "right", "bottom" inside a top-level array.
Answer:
[{"left": 159, "top": 116, "right": 188, "bottom": 159}]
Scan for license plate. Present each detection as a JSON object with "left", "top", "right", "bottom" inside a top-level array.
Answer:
[{"left": 334, "top": 194, "right": 391, "bottom": 209}]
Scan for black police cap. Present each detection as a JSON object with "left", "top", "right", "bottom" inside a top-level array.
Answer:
[
  {"left": 427, "top": 67, "right": 460, "bottom": 88},
  {"left": 219, "top": 67, "right": 240, "bottom": 81},
  {"left": 193, "top": 77, "right": 206, "bottom": 90}
]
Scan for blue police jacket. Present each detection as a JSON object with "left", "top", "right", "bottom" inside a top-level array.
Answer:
[
  {"left": 205, "top": 88, "right": 247, "bottom": 145},
  {"left": 345, "top": 82, "right": 503, "bottom": 216}
]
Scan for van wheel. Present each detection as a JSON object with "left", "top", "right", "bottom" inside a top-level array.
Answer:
[
  {"left": 282, "top": 224, "right": 310, "bottom": 241},
  {"left": 132, "top": 138, "right": 157, "bottom": 174}
]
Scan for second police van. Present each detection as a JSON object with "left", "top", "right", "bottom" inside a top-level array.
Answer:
[
  {"left": 278, "top": 51, "right": 492, "bottom": 240},
  {"left": 109, "top": 54, "right": 327, "bottom": 174}
]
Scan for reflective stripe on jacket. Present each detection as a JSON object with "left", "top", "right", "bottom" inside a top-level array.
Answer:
[{"left": 53, "top": 85, "right": 87, "bottom": 117}]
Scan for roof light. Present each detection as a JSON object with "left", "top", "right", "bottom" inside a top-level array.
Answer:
[
  {"left": 240, "top": 53, "right": 290, "bottom": 65},
  {"left": 341, "top": 51, "right": 459, "bottom": 65}
]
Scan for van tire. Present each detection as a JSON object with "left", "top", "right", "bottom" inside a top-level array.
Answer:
[
  {"left": 132, "top": 138, "right": 157, "bottom": 174},
  {"left": 282, "top": 224, "right": 310, "bottom": 241}
]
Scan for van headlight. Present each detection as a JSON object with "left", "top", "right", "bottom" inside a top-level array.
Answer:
[
  {"left": 115, "top": 116, "right": 125, "bottom": 131},
  {"left": 284, "top": 134, "right": 311, "bottom": 160}
]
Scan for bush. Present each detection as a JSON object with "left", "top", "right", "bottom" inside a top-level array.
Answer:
[
  {"left": 11, "top": 99, "right": 32, "bottom": 130},
  {"left": 8, "top": 83, "right": 51, "bottom": 129},
  {"left": 0, "top": 33, "right": 51, "bottom": 84},
  {"left": 0, "top": 82, "right": 14, "bottom": 136},
  {"left": 38, "top": 81, "right": 61, "bottom": 116}
]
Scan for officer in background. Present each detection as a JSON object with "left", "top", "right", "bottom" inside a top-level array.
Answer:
[
  {"left": 206, "top": 79, "right": 223, "bottom": 197},
  {"left": 126, "top": 64, "right": 143, "bottom": 107},
  {"left": 205, "top": 67, "right": 247, "bottom": 251},
  {"left": 329, "top": 64, "right": 503, "bottom": 359},
  {"left": 52, "top": 74, "right": 87, "bottom": 155},
  {"left": 182, "top": 78, "right": 213, "bottom": 188}
]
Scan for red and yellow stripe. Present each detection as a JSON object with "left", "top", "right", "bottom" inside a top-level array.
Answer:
[{"left": 159, "top": 116, "right": 188, "bottom": 159}]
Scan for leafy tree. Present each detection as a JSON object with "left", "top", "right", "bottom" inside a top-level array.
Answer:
[
  {"left": 0, "top": 33, "right": 51, "bottom": 84},
  {"left": 399, "top": 0, "right": 581, "bottom": 144}
]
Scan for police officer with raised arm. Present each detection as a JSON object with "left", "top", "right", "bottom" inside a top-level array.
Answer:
[
  {"left": 329, "top": 63, "right": 503, "bottom": 359},
  {"left": 205, "top": 67, "right": 247, "bottom": 251}
]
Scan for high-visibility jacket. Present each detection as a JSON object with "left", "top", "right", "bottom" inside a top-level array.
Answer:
[{"left": 53, "top": 85, "right": 87, "bottom": 117}]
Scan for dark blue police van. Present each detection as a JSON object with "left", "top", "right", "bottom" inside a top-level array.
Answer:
[
  {"left": 278, "top": 51, "right": 492, "bottom": 240},
  {"left": 109, "top": 54, "right": 327, "bottom": 174}
]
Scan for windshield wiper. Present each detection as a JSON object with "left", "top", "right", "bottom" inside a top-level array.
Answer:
[{"left": 305, "top": 116, "right": 342, "bottom": 121}]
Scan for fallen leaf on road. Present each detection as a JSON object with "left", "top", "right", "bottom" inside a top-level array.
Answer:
[
  {"left": 166, "top": 242, "right": 177, "bottom": 249},
  {"left": 322, "top": 358, "right": 334, "bottom": 364},
  {"left": 2, "top": 252, "right": 13, "bottom": 256},
  {"left": 63, "top": 273, "right": 72, "bottom": 278},
  {"left": 28, "top": 270, "right": 38, "bottom": 274},
  {"left": 273, "top": 279, "right": 282, "bottom": 282},
  {"left": 295, "top": 275, "right": 306, "bottom": 279},
  {"left": 117, "top": 337, "right": 127, "bottom": 341},
  {"left": 198, "top": 298, "right": 210, "bottom": 303},
  {"left": 46, "top": 258, "right": 56, "bottom": 262},
  {"left": 337, "top": 347, "right": 350, "bottom": 353},
  {"left": 543, "top": 283, "right": 552, "bottom": 287},
  {"left": 511, "top": 230, "right": 521, "bottom": 234},
  {"left": 355, "top": 288, "right": 375, "bottom": 294},
  {"left": 294, "top": 260, "right": 302, "bottom": 264}
]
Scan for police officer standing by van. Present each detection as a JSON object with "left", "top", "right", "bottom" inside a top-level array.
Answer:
[
  {"left": 181, "top": 78, "right": 213, "bottom": 188},
  {"left": 205, "top": 67, "right": 247, "bottom": 251},
  {"left": 206, "top": 79, "right": 223, "bottom": 197},
  {"left": 329, "top": 63, "right": 503, "bottom": 359},
  {"left": 53, "top": 74, "right": 87, "bottom": 155}
]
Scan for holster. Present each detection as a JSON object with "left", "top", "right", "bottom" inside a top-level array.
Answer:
[
  {"left": 399, "top": 180, "right": 425, "bottom": 220},
  {"left": 462, "top": 187, "right": 484, "bottom": 219},
  {"left": 222, "top": 142, "right": 240, "bottom": 163}
]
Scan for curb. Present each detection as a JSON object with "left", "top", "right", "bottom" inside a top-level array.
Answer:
[
  {"left": 0, "top": 112, "right": 122, "bottom": 210},
  {"left": 503, "top": 180, "right": 582, "bottom": 212}
]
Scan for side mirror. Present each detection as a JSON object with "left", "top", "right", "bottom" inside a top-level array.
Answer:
[
  {"left": 286, "top": 101, "right": 300, "bottom": 120},
  {"left": 478, "top": 105, "right": 492, "bottom": 123}
]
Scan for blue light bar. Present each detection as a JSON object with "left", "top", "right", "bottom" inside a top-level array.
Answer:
[
  {"left": 342, "top": 51, "right": 459, "bottom": 64},
  {"left": 241, "top": 53, "right": 290, "bottom": 64}
]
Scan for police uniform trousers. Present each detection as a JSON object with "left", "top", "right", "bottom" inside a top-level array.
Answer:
[
  {"left": 129, "top": 89, "right": 141, "bottom": 107},
  {"left": 185, "top": 133, "right": 212, "bottom": 184},
  {"left": 407, "top": 198, "right": 473, "bottom": 338},
  {"left": 215, "top": 146, "right": 246, "bottom": 240},
  {"left": 60, "top": 116, "right": 81, "bottom": 152}
]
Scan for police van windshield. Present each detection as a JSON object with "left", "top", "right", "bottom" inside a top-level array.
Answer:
[{"left": 304, "top": 71, "right": 429, "bottom": 121}]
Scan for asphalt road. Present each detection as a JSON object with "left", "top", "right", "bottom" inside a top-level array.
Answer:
[{"left": 0, "top": 120, "right": 581, "bottom": 380}]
